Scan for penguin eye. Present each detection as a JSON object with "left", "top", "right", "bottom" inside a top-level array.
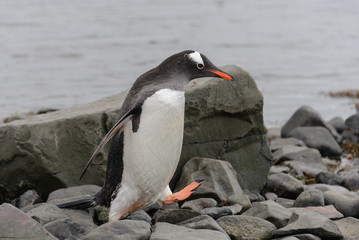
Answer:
[{"left": 197, "top": 63, "right": 204, "bottom": 69}]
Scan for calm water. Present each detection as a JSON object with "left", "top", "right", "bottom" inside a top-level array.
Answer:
[{"left": 1, "top": 0, "right": 358, "bottom": 126}]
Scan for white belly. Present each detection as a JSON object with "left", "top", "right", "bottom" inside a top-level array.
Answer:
[{"left": 111, "top": 88, "right": 185, "bottom": 215}]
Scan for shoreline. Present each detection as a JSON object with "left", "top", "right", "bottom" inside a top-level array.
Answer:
[{"left": 2, "top": 88, "right": 358, "bottom": 127}]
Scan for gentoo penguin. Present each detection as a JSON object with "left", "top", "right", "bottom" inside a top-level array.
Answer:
[{"left": 58, "top": 50, "right": 233, "bottom": 221}]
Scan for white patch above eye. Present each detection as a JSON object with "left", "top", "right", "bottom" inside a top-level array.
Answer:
[{"left": 188, "top": 51, "right": 204, "bottom": 65}]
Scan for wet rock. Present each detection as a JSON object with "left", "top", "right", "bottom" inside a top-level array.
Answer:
[
  {"left": 270, "top": 137, "right": 306, "bottom": 152},
  {"left": 265, "top": 173, "right": 304, "bottom": 199},
  {"left": 11, "top": 189, "right": 42, "bottom": 209},
  {"left": 150, "top": 221, "right": 230, "bottom": 240},
  {"left": 329, "top": 116, "right": 345, "bottom": 134},
  {"left": 306, "top": 205, "right": 344, "bottom": 220},
  {"left": 281, "top": 105, "right": 341, "bottom": 142},
  {"left": 293, "top": 189, "right": 324, "bottom": 207},
  {"left": 84, "top": 220, "right": 151, "bottom": 240},
  {"left": 315, "top": 172, "right": 344, "bottom": 186},
  {"left": 153, "top": 209, "right": 201, "bottom": 224},
  {"left": 47, "top": 184, "right": 101, "bottom": 205},
  {"left": 305, "top": 183, "right": 350, "bottom": 193},
  {"left": 324, "top": 190, "right": 359, "bottom": 217},
  {"left": 0, "top": 203, "right": 57, "bottom": 240},
  {"left": 337, "top": 165, "right": 359, "bottom": 191},
  {"left": 201, "top": 204, "right": 243, "bottom": 219},
  {"left": 175, "top": 65, "right": 272, "bottom": 198},
  {"left": 334, "top": 217, "right": 359, "bottom": 240},
  {"left": 181, "top": 198, "right": 217, "bottom": 212},
  {"left": 177, "top": 215, "right": 227, "bottom": 235},
  {"left": 44, "top": 217, "right": 97, "bottom": 240},
  {"left": 287, "top": 127, "right": 342, "bottom": 158},
  {"left": 242, "top": 200, "right": 293, "bottom": 228},
  {"left": 342, "top": 113, "right": 359, "bottom": 143},
  {"left": 175, "top": 157, "right": 251, "bottom": 208},
  {"left": 273, "top": 209, "right": 343, "bottom": 239},
  {"left": 217, "top": 215, "right": 276, "bottom": 240}
]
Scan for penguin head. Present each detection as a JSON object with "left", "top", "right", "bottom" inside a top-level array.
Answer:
[
  {"left": 159, "top": 50, "right": 234, "bottom": 84},
  {"left": 182, "top": 50, "right": 234, "bottom": 81}
]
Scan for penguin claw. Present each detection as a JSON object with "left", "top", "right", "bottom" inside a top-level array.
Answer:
[{"left": 162, "top": 180, "right": 203, "bottom": 205}]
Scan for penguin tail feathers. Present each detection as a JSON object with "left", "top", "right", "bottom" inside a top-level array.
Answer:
[{"left": 57, "top": 197, "right": 97, "bottom": 210}]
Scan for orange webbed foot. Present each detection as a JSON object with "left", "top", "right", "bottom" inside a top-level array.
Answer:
[{"left": 162, "top": 179, "right": 203, "bottom": 205}]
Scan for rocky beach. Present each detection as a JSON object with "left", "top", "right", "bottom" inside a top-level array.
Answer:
[{"left": 1, "top": 65, "right": 359, "bottom": 240}]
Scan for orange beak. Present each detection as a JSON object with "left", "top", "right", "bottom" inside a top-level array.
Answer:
[{"left": 206, "top": 70, "right": 233, "bottom": 80}]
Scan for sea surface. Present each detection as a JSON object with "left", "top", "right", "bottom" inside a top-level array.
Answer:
[{"left": 1, "top": 0, "right": 358, "bottom": 126}]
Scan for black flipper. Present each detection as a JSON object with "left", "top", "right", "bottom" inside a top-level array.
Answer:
[
  {"left": 79, "top": 110, "right": 134, "bottom": 181},
  {"left": 57, "top": 197, "right": 97, "bottom": 210}
]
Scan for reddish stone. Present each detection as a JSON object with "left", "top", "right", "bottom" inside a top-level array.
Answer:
[
  {"left": 0, "top": 203, "right": 56, "bottom": 239},
  {"left": 306, "top": 205, "right": 344, "bottom": 219}
]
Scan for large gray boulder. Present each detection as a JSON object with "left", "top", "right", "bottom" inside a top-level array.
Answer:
[
  {"left": 175, "top": 65, "right": 272, "bottom": 196},
  {"left": 0, "top": 92, "right": 126, "bottom": 201},
  {"left": 0, "top": 65, "right": 271, "bottom": 200}
]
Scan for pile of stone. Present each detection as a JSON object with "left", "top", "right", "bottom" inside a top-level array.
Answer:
[
  {"left": 263, "top": 106, "right": 359, "bottom": 240},
  {"left": 1, "top": 64, "right": 359, "bottom": 239}
]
